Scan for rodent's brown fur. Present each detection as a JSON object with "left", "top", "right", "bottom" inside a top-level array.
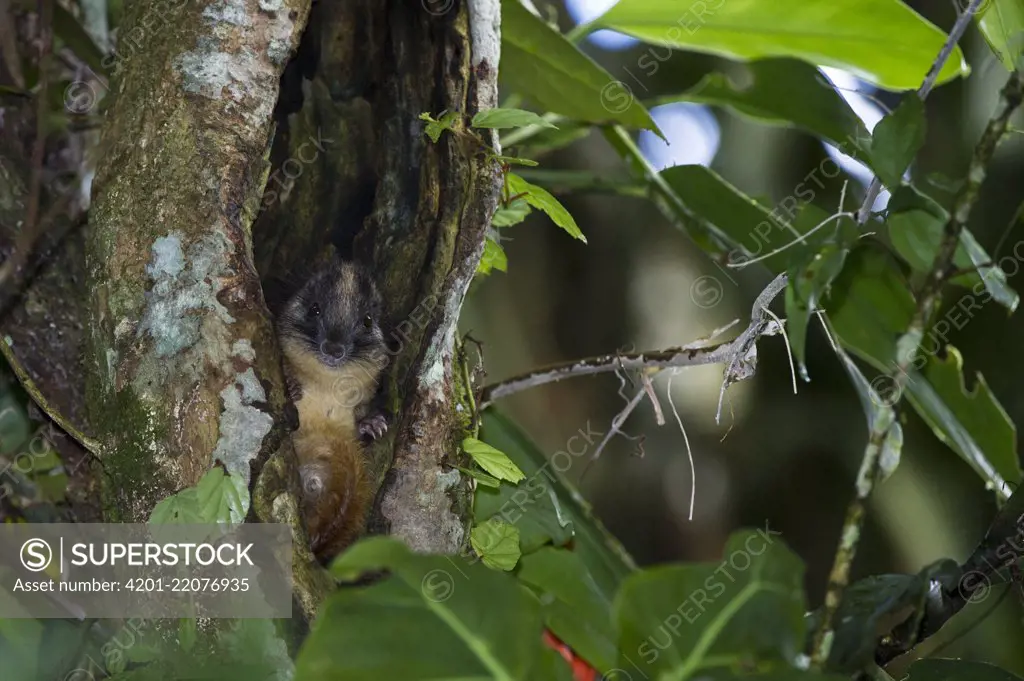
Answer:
[{"left": 276, "top": 259, "right": 388, "bottom": 562}]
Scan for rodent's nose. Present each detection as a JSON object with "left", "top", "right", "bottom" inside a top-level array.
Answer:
[{"left": 321, "top": 341, "right": 347, "bottom": 360}]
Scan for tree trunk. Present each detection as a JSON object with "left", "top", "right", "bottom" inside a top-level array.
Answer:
[
  {"left": 77, "top": 0, "right": 500, "bottom": 619},
  {"left": 82, "top": 0, "right": 330, "bottom": 617}
]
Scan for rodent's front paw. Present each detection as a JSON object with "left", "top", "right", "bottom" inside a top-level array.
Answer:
[{"left": 358, "top": 412, "right": 388, "bottom": 441}]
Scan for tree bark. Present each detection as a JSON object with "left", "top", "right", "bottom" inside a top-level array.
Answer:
[{"left": 82, "top": 0, "right": 331, "bottom": 617}]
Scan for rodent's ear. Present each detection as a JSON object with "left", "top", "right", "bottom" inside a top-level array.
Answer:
[{"left": 262, "top": 273, "right": 302, "bottom": 316}]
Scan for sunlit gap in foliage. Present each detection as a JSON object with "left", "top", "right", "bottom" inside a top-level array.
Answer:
[
  {"left": 819, "top": 66, "right": 891, "bottom": 213},
  {"left": 564, "top": 0, "right": 637, "bottom": 50},
  {"left": 638, "top": 103, "right": 721, "bottom": 170}
]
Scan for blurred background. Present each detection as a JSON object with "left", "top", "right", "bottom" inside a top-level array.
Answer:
[{"left": 463, "top": 0, "right": 1024, "bottom": 674}]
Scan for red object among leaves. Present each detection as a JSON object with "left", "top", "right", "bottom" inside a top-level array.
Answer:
[{"left": 543, "top": 629, "right": 599, "bottom": 681}]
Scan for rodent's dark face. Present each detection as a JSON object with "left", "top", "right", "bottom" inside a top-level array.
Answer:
[{"left": 278, "top": 260, "right": 386, "bottom": 369}]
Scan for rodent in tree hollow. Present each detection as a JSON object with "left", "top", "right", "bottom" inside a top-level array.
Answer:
[{"left": 276, "top": 258, "right": 389, "bottom": 562}]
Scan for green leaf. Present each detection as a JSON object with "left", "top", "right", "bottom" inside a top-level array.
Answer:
[
  {"left": 194, "top": 467, "right": 249, "bottom": 523},
  {"left": 491, "top": 154, "right": 540, "bottom": 167},
  {"left": 506, "top": 174, "right": 586, "bottom": 243},
  {"left": 517, "top": 547, "right": 617, "bottom": 673},
  {"left": 477, "top": 411, "right": 636, "bottom": 600},
  {"left": 654, "top": 57, "right": 871, "bottom": 159},
  {"left": 886, "top": 186, "right": 1018, "bottom": 312},
  {"left": 659, "top": 164, "right": 817, "bottom": 271},
  {"left": 0, "top": 390, "right": 31, "bottom": 455},
  {"left": 299, "top": 537, "right": 544, "bottom": 681},
  {"left": 501, "top": 0, "right": 660, "bottom": 134},
  {"left": 614, "top": 529, "right": 805, "bottom": 678},
  {"left": 455, "top": 465, "right": 502, "bottom": 488},
  {"left": 463, "top": 437, "right": 526, "bottom": 483},
  {"left": 596, "top": 0, "right": 968, "bottom": 91},
  {"left": 828, "top": 247, "right": 1020, "bottom": 492},
  {"left": 473, "top": 108, "right": 557, "bottom": 130},
  {"left": 477, "top": 239, "right": 509, "bottom": 276},
  {"left": 419, "top": 110, "right": 459, "bottom": 143},
  {"left": 870, "top": 96, "right": 926, "bottom": 188},
  {"left": 53, "top": 5, "right": 108, "bottom": 76},
  {"left": 908, "top": 659, "right": 1024, "bottom": 680},
  {"left": 471, "top": 518, "right": 522, "bottom": 571},
  {"left": 149, "top": 487, "right": 202, "bottom": 524},
  {"left": 976, "top": 0, "right": 1024, "bottom": 72},
  {"left": 785, "top": 207, "right": 858, "bottom": 374},
  {"left": 493, "top": 198, "right": 532, "bottom": 227},
  {"left": 908, "top": 346, "right": 1021, "bottom": 487}
]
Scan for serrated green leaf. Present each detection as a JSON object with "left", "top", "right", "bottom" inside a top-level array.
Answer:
[
  {"left": 471, "top": 519, "right": 521, "bottom": 571},
  {"left": 477, "top": 239, "right": 508, "bottom": 276},
  {"left": 420, "top": 110, "right": 459, "bottom": 143},
  {"left": 501, "top": 0, "right": 660, "bottom": 134},
  {"left": 908, "top": 659, "right": 1024, "bottom": 680},
  {"left": 148, "top": 487, "right": 202, "bottom": 524},
  {"left": 596, "top": 0, "right": 968, "bottom": 91},
  {"left": 463, "top": 437, "right": 525, "bottom": 483},
  {"left": 976, "top": 0, "right": 1024, "bottom": 72},
  {"left": 302, "top": 537, "right": 544, "bottom": 681},
  {"left": 506, "top": 173, "right": 586, "bottom": 243},
  {"left": 828, "top": 247, "right": 1020, "bottom": 492},
  {"left": 473, "top": 108, "right": 557, "bottom": 130},
  {"left": 871, "top": 96, "right": 926, "bottom": 188},
  {"left": 614, "top": 529, "right": 805, "bottom": 678},
  {"left": 654, "top": 57, "right": 872, "bottom": 160},
  {"left": 909, "top": 346, "right": 1021, "bottom": 487},
  {"left": 517, "top": 547, "right": 617, "bottom": 673}
]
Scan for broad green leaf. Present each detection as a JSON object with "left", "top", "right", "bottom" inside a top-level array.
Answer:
[
  {"left": 596, "top": 0, "right": 968, "bottom": 91},
  {"left": 493, "top": 198, "right": 531, "bottom": 227},
  {"left": 471, "top": 518, "right": 522, "bottom": 571},
  {"left": 614, "top": 529, "right": 805, "bottom": 679},
  {"left": 501, "top": 0, "right": 660, "bottom": 133},
  {"left": 194, "top": 467, "right": 249, "bottom": 523},
  {"left": 977, "top": 0, "right": 1024, "bottom": 71},
  {"left": 886, "top": 186, "right": 1018, "bottom": 312},
  {"left": 149, "top": 487, "right": 202, "bottom": 524},
  {"left": 0, "top": 613, "right": 42, "bottom": 681},
  {"left": 506, "top": 174, "right": 586, "bottom": 242},
  {"left": 814, "top": 559, "right": 960, "bottom": 673},
  {"left": 463, "top": 436, "right": 525, "bottom": 482},
  {"left": 478, "top": 239, "right": 509, "bottom": 276},
  {"left": 829, "top": 246, "right": 915, "bottom": 367},
  {"left": 908, "top": 347, "right": 1021, "bottom": 487},
  {"left": 828, "top": 248, "right": 1020, "bottom": 492},
  {"left": 473, "top": 108, "right": 557, "bottom": 130},
  {"left": 654, "top": 57, "right": 871, "bottom": 159},
  {"left": 300, "top": 537, "right": 544, "bottom": 681},
  {"left": 517, "top": 547, "right": 617, "bottom": 673},
  {"left": 908, "top": 659, "right": 1024, "bottom": 680},
  {"left": 871, "top": 96, "right": 926, "bottom": 188},
  {"left": 456, "top": 465, "right": 502, "bottom": 488},
  {"left": 659, "top": 164, "right": 818, "bottom": 271},
  {"left": 477, "top": 411, "right": 636, "bottom": 600}
]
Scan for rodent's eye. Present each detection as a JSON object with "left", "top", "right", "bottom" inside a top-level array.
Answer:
[
  {"left": 308, "top": 303, "right": 321, "bottom": 318},
  {"left": 363, "top": 315, "right": 373, "bottom": 329}
]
